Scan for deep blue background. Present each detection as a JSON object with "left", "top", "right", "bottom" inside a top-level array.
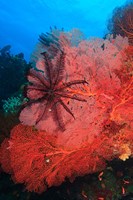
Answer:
[{"left": 0, "top": 0, "right": 127, "bottom": 61}]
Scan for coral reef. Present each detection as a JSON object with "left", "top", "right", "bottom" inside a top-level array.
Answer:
[
  {"left": 0, "top": 45, "right": 31, "bottom": 108},
  {"left": 0, "top": 28, "right": 133, "bottom": 195}
]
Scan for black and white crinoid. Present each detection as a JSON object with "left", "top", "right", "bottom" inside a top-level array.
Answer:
[{"left": 20, "top": 34, "right": 88, "bottom": 131}]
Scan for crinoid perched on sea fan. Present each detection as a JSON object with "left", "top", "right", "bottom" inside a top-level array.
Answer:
[
  {"left": 0, "top": 28, "right": 133, "bottom": 194},
  {"left": 19, "top": 48, "right": 87, "bottom": 132}
]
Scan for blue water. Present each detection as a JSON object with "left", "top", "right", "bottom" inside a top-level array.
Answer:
[{"left": 0, "top": 0, "right": 127, "bottom": 61}]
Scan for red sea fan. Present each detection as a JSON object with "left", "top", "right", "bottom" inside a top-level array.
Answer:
[
  {"left": 0, "top": 124, "right": 114, "bottom": 193},
  {"left": 1, "top": 121, "right": 132, "bottom": 193},
  {"left": 19, "top": 32, "right": 126, "bottom": 134},
  {"left": 1, "top": 30, "right": 133, "bottom": 193}
]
